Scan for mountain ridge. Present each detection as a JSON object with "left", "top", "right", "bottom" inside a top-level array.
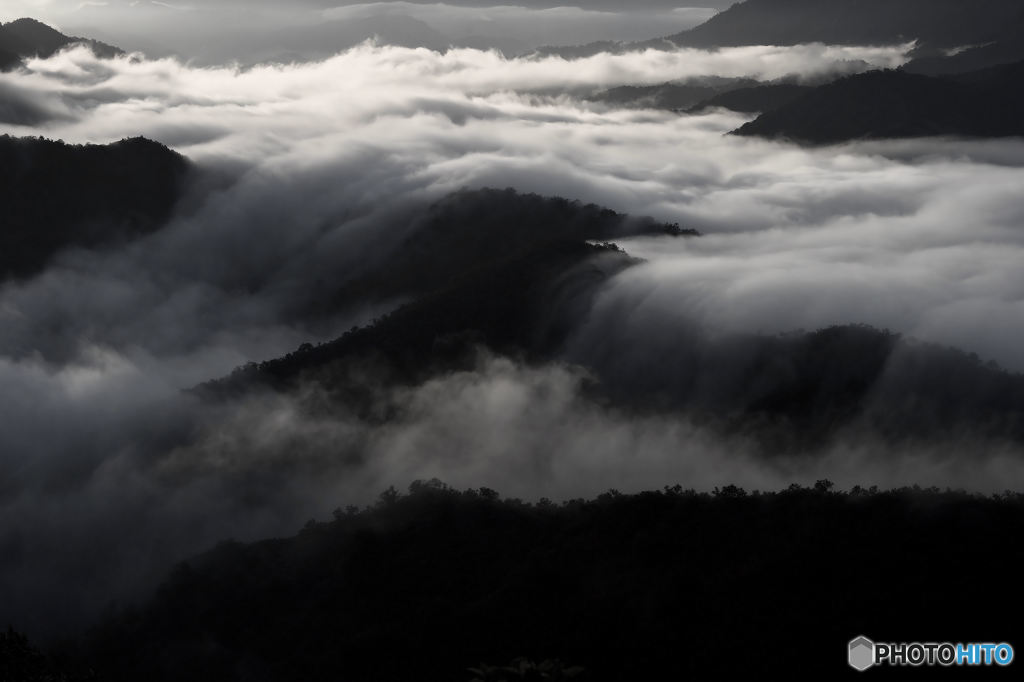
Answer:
[
  {"left": 733, "top": 61, "right": 1024, "bottom": 143},
  {"left": 667, "top": 0, "right": 1023, "bottom": 50},
  {"left": 0, "top": 135, "right": 192, "bottom": 281},
  {"left": 534, "top": 0, "right": 1024, "bottom": 75},
  {"left": 0, "top": 17, "right": 122, "bottom": 70}
]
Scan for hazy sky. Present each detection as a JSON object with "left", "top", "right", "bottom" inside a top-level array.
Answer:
[
  {"left": 5, "top": 0, "right": 737, "bottom": 15},
  {"left": 4, "top": 1, "right": 732, "bottom": 62}
]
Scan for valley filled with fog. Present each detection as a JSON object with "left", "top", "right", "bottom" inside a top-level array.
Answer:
[{"left": 2, "top": 3, "right": 1024, "bottom": 675}]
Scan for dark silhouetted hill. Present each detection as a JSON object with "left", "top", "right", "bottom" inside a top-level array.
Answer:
[
  {"left": 0, "top": 18, "right": 122, "bottom": 70},
  {"left": 573, "top": 322, "right": 1024, "bottom": 449},
  {"left": 191, "top": 199, "right": 1024, "bottom": 452},
  {"left": 688, "top": 82, "right": 812, "bottom": 113},
  {"left": 0, "top": 135, "right": 191, "bottom": 280},
  {"left": 317, "top": 188, "right": 691, "bottom": 318},
  {"left": 904, "top": 32, "right": 1024, "bottom": 75},
  {"left": 733, "top": 63, "right": 1024, "bottom": 143},
  {"left": 78, "top": 482, "right": 1024, "bottom": 680},
  {"left": 182, "top": 188, "right": 1024, "bottom": 450},
  {"left": 203, "top": 239, "right": 641, "bottom": 401},
  {"left": 948, "top": 58, "right": 1024, "bottom": 90},
  {"left": 208, "top": 238, "right": 1024, "bottom": 450}
]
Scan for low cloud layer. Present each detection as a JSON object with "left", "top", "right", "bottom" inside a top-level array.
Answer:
[
  {"left": 595, "top": 145, "right": 1024, "bottom": 372},
  {"left": 2, "top": 40, "right": 1024, "bottom": 637},
  {"left": 0, "top": 41, "right": 911, "bottom": 365}
]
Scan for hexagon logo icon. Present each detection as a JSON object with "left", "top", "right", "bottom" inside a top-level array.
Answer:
[{"left": 849, "top": 636, "right": 875, "bottom": 672}]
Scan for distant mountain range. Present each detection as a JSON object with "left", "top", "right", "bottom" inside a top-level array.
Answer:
[
  {"left": 538, "top": 0, "right": 1024, "bottom": 75},
  {"left": 577, "top": 2, "right": 1024, "bottom": 144},
  {"left": 587, "top": 57, "right": 1024, "bottom": 143},
  {"left": 0, "top": 17, "right": 121, "bottom": 70},
  {"left": 670, "top": 0, "right": 1024, "bottom": 76},
  {"left": 667, "top": 0, "right": 1022, "bottom": 51},
  {"left": 4, "top": 4, "right": 1023, "bottom": 77},
  {"left": 734, "top": 60, "right": 1024, "bottom": 143}
]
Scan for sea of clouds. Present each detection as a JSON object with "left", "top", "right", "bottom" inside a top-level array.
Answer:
[{"left": 3, "top": 39, "right": 1024, "bottom": 636}]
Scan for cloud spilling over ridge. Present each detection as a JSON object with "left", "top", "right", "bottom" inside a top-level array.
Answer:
[
  {"left": 2, "top": 41, "right": 1024, "bottom": 637},
  {"left": 0, "top": 41, "right": 909, "bottom": 366}
]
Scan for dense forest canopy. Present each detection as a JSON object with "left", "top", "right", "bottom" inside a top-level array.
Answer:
[{"left": 63, "top": 482, "right": 1024, "bottom": 680}]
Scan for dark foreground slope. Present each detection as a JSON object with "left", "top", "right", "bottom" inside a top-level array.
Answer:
[
  {"left": 0, "top": 135, "right": 191, "bottom": 280},
  {"left": 0, "top": 18, "right": 121, "bottom": 70},
  {"left": 733, "top": 63, "right": 1024, "bottom": 143},
  {"left": 79, "top": 483, "right": 1024, "bottom": 680}
]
